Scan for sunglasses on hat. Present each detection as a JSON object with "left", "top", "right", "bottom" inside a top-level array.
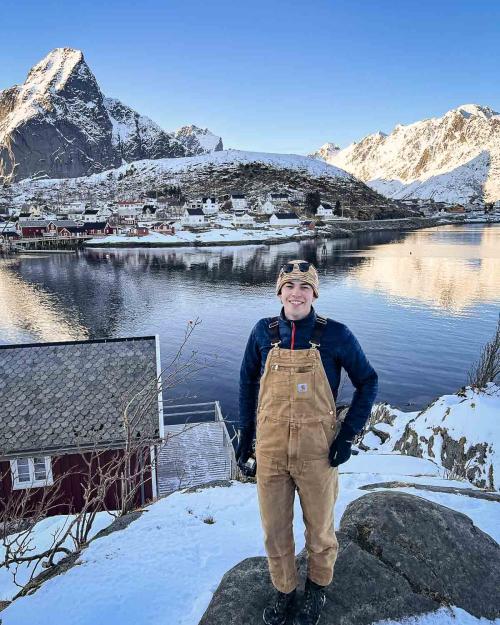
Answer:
[{"left": 280, "top": 262, "right": 311, "bottom": 273}]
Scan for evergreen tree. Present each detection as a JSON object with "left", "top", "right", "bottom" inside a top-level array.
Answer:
[{"left": 305, "top": 191, "right": 321, "bottom": 217}]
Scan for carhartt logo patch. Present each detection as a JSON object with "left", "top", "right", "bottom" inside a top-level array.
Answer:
[{"left": 297, "top": 383, "right": 308, "bottom": 393}]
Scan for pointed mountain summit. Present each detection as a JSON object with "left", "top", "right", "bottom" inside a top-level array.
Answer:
[
  {"left": 174, "top": 125, "right": 223, "bottom": 155},
  {"left": 314, "top": 104, "right": 500, "bottom": 204},
  {"left": 0, "top": 48, "right": 222, "bottom": 182},
  {"left": 309, "top": 142, "right": 341, "bottom": 161}
]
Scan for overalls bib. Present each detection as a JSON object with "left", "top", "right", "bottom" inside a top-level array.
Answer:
[{"left": 256, "top": 316, "right": 339, "bottom": 593}]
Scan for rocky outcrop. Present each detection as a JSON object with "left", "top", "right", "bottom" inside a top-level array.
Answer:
[
  {"left": 358, "top": 385, "right": 499, "bottom": 491},
  {"left": 199, "top": 492, "right": 500, "bottom": 624},
  {"left": 0, "top": 48, "right": 119, "bottom": 182}
]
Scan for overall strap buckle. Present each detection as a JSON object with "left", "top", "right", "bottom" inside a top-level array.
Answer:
[
  {"left": 309, "top": 315, "right": 327, "bottom": 348},
  {"left": 268, "top": 317, "right": 281, "bottom": 347}
]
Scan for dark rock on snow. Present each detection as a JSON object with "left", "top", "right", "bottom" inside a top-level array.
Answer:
[{"left": 199, "top": 491, "right": 500, "bottom": 624}]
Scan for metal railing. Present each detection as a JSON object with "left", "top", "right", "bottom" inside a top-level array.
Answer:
[{"left": 163, "top": 400, "right": 223, "bottom": 424}]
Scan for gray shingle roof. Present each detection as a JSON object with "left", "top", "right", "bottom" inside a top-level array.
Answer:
[{"left": 0, "top": 337, "right": 161, "bottom": 459}]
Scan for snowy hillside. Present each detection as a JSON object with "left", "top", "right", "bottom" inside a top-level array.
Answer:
[
  {"left": 3, "top": 148, "right": 401, "bottom": 216},
  {"left": 0, "top": 48, "right": 222, "bottom": 182},
  {"left": 316, "top": 104, "right": 500, "bottom": 204},
  {"left": 103, "top": 97, "right": 185, "bottom": 162}
]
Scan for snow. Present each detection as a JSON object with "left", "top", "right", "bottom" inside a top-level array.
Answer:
[
  {"left": 1, "top": 450, "right": 499, "bottom": 625},
  {"left": 85, "top": 225, "right": 312, "bottom": 247},
  {"left": 0, "top": 512, "right": 114, "bottom": 601},
  {"left": 0, "top": 48, "right": 84, "bottom": 142},
  {"left": 376, "top": 607, "right": 500, "bottom": 625}
]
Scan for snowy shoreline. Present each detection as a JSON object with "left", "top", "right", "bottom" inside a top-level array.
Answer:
[{"left": 84, "top": 215, "right": 500, "bottom": 249}]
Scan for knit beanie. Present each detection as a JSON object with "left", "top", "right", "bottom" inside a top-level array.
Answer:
[{"left": 275, "top": 259, "right": 319, "bottom": 297}]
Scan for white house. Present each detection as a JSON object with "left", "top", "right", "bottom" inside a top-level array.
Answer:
[
  {"left": 269, "top": 212, "right": 300, "bottom": 226},
  {"left": 316, "top": 203, "right": 334, "bottom": 218},
  {"left": 81, "top": 209, "right": 100, "bottom": 222},
  {"left": 258, "top": 200, "right": 276, "bottom": 215},
  {"left": 230, "top": 194, "right": 247, "bottom": 211},
  {"left": 268, "top": 192, "right": 289, "bottom": 205},
  {"left": 182, "top": 208, "right": 205, "bottom": 227},
  {"left": 202, "top": 197, "right": 219, "bottom": 214},
  {"left": 115, "top": 200, "right": 145, "bottom": 216},
  {"left": 17, "top": 212, "right": 33, "bottom": 222},
  {"left": 232, "top": 212, "right": 255, "bottom": 227}
]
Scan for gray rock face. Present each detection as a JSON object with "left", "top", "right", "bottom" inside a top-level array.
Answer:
[
  {"left": 340, "top": 492, "right": 500, "bottom": 619},
  {"left": 199, "top": 491, "right": 500, "bottom": 624},
  {"left": 104, "top": 98, "right": 186, "bottom": 162}
]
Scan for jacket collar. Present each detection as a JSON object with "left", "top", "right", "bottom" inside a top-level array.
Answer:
[{"left": 279, "top": 306, "right": 316, "bottom": 327}]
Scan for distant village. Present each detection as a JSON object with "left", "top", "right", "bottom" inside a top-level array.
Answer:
[
  {"left": 0, "top": 189, "right": 498, "bottom": 248},
  {"left": 0, "top": 191, "right": 349, "bottom": 243}
]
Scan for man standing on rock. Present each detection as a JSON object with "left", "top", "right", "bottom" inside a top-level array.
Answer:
[{"left": 236, "top": 260, "right": 378, "bottom": 625}]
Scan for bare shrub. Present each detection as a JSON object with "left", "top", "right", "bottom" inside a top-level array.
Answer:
[{"left": 468, "top": 317, "right": 500, "bottom": 389}]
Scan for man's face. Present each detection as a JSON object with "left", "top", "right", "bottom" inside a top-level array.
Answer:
[{"left": 279, "top": 280, "right": 316, "bottom": 320}]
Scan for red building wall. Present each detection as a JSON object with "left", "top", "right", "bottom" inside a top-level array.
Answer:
[{"left": 0, "top": 448, "right": 154, "bottom": 517}]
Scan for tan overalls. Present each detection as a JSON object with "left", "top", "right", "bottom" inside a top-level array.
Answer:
[{"left": 256, "top": 335, "right": 339, "bottom": 593}]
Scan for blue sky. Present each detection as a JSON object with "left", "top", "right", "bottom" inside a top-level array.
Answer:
[{"left": 1, "top": 0, "right": 498, "bottom": 154}]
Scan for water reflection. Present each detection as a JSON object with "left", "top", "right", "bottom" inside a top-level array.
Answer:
[
  {"left": 0, "top": 257, "right": 88, "bottom": 342},
  {"left": 344, "top": 225, "right": 500, "bottom": 314}
]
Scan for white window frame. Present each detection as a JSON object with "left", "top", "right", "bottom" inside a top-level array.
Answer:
[{"left": 10, "top": 456, "right": 54, "bottom": 490}]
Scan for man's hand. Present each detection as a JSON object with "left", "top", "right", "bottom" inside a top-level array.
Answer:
[
  {"left": 329, "top": 424, "right": 355, "bottom": 468},
  {"left": 236, "top": 427, "right": 254, "bottom": 467}
]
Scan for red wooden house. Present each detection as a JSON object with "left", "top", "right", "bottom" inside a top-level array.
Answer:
[
  {"left": 17, "top": 220, "right": 50, "bottom": 238},
  {"left": 0, "top": 336, "right": 163, "bottom": 516}
]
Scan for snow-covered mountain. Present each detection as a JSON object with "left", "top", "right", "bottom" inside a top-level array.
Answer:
[
  {"left": 174, "top": 125, "right": 223, "bottom": 155},
  {"left": 316, "top": 104, "right": 500, "bottom": 204},
  {"left": 0, "top": 48, "right": 222, "bottom": 183},
  {"left": 309, "top": 141, "right": 341, "bottom": 161}
]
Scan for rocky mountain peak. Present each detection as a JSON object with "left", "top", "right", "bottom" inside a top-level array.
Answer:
[
  {"left": 0, "top": 49, "right": 223, "bottom": 182},
  {"left": 174, "top": 125, "right": 223, "bottom": 154},
  {"left": 454, "top": 103, "right": 500, "bottom": 120},
  {"left": 309, "top": 142, "right": 341, "bottom": 161}
]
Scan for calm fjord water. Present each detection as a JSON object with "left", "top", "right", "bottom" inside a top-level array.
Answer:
[{"left": 1, "top": 223, "right": 499, "bottom": 422}]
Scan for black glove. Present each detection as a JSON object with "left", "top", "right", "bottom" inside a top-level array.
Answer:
[
  {"left": 235, "top": 427, "right": 255, "bottom": 466},
  {"left": 329, "top": 424, "right": 355, "bottom": 468}
]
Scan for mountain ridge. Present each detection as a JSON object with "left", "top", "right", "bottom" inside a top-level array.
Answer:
[{"left": 314, "top": 103, "right": 500, "bottom": 204}]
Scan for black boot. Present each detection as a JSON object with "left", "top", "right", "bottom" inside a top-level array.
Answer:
[
  {"left": 293, "top": 578, "right": 326, "bottom": 625},
  {"left": 263, "top": 588, "right": 296, "bottom": 625}
]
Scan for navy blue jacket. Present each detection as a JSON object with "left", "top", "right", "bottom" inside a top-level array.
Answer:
[{"left": 239, "top": 307, "right": 378, "bottom": 436}]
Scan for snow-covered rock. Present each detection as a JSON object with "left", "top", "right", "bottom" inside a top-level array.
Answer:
[
  {"left": 173, "top": 124, "right": 223, "bottom": 154},
  {"left": 358, "top": 384, "right": 500, "bottom": 490},
  {"left": 315, "top": 104, "right": 500, "bottom": 204}
]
